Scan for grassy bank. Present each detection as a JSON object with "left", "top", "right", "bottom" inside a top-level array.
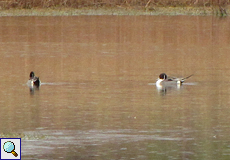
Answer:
[
  {"left": 0, "top": 0, "right": 228, "bottom": 16},
  {"left": 0, "top": 0, "right": 228, "bottom": 9}
]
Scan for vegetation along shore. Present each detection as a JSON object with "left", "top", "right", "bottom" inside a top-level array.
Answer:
[{"left": 0, "top": 0, "right": 229, "bottom": 16}]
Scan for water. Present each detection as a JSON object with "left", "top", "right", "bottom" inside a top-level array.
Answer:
[{"left": 0, "top": 16, "right": 230, "bottom": 159}]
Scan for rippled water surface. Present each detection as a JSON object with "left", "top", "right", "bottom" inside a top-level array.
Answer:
[{"left": 1, "top": 16, "right": 230, "bottom": 159}]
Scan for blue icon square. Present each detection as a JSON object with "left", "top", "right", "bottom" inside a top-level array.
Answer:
[{"left": 0, "top": 138, "right": 21, "bottom": 160}]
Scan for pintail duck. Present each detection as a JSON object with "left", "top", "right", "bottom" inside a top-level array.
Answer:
[
  {"left": 156, "top": 73, "right": 193, "bottom": 88},
  {"left": 28, "top": 71, "right": 40, "bottom": 87}
]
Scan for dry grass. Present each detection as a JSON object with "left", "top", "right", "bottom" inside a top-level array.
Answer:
[
  {"left": 0, "top": 0, "right": 229, "bottom": 9},
  {"left": 0, "top": 0, "right": 229, "bottom": 16}
]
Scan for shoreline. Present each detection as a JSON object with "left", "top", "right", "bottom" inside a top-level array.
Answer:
[{"left": 0, "top": 6, "right": 228, "bottom": 16}]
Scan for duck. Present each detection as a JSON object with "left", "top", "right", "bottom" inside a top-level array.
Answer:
[
  {"left": 156, "top": 73, "right": 193, "bottom": 88},
  {"left": 28, "top": 71, "right": 40, "bottom": 87}
]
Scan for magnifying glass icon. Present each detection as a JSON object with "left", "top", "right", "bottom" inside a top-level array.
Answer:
[{"left": 3, "top": 141, "right": 18, "bottom": 157}]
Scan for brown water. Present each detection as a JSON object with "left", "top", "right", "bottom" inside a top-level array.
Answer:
[{"left": 0, "top": 16, "right": 230, "bottom": 159}]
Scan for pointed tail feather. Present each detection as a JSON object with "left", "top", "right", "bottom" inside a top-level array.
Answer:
[{"left": 182, "top": 74, "right": 193, "bottom": 80}]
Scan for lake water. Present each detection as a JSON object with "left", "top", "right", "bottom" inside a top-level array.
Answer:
[{"left": 0, "top": 15, "right": 230, "bottom": 159}]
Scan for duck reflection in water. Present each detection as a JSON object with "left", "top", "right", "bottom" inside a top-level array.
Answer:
[
  {"left": 27, "top": 71, "right": 41, "bottom": 94},
  {"left": 156, "top": 73, "right": 193, "bottom": 95}
]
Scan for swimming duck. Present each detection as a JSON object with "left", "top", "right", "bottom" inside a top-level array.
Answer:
[
  {"left": 28, "top": 71, "right": 40, "bottom": 87},
  {"left": 156, "top": 73, "right": 193, "bottom": 88}
]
